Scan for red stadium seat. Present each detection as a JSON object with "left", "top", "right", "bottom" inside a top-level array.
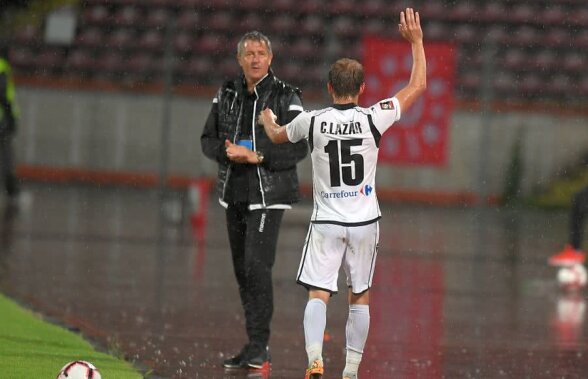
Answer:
[
  {"left": 508, "top": 25, "right": 539, "bottom": 46},
  {"left": 206, "top": 11, "right": 234, "bottom": 33},
  {"left": 13, "top": 24, "right": 40, "bottom": 46},
  {"left": 145, "top": 8, "right": 171, "bottom": 29},
  {"left": 451, "top": 2, "right": 476, "bottom": 21},
  {"left": 108, "top": 28, "right": 136, "bottom": 50},
  {"left": 113, "top": 6, "right": 142, "bottom": 27},
  {"left": 423, "top": 21, "right": 450, "bottom": 41},
  {"left": 453, "top": 24, "right": 477, "bottom": 44},
  {"left": 195, "top": 33, "right": 229, "bottom": 55},
  {"left": 238, "top": 13, "right": 264, "bottom": 33},
  {"left": 532, "top": 50, "right": 557, "bottom": 72},
  {"left": 544, "top": 28, "right": 570, "bottom": 47},
  {"left": 543, "top": 5, "right": 567, "bottom": 25},
  {"left": 332, "top": 16, "right": 355, "bottom": 38},
  {"left": 575, "top": 30, "right": 588, "bottom": 48},
  {"left": 269, "top": 15, "right": 297, "bottom": 35},
  {"left": 65, "top": 49, "right": 96, "bottom": 74},
  {"left": 300, "top": 15, "right": 325, "bottom": 37},
  {"left": 501, "top": 49, "right": 527, "bottom": 70},
  {"left": 8, "top": 46, "right": 35, "bottom": 71},
  {"left": 562, "top": 52, "right": 584, "bottom": 72},
  {"left": 510, "top": 3, "right": 535, "bottom": 23},
  {"left": 74, "top": 27, "right": 104, "bottom": 48},
  {"left": 81, "top": 5, "right": 110, "bottom": 25},
  {"left": 176, "top": 11, "right": 201, "bottom": 31},
  {"left": 138, "top": 30, "right": 165, "bottom": 52},
  {"left": 480, "top": 2, "right": 507, "bottom": 22}
]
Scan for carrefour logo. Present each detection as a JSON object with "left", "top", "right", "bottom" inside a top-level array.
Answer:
[
  {"left": 320, "top": 184, "right": 374, "bottom": 199},
  {"left": 360, "top": 184, "right": 373, "bottom": 196}
]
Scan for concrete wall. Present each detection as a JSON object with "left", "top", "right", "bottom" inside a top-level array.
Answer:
[{"left": 14, "top": 86, "right": 588, "bottom": 198}]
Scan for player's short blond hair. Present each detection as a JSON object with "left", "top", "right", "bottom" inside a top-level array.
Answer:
[{"left": 328, "top": 58, "right": 364, "bottom": 98}]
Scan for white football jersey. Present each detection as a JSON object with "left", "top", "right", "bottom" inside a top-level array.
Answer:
[{"left": 287, "top": 97, "right": 401, "bottom": 225}]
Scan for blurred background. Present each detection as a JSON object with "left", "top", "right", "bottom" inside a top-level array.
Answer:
[{"left": 1, "top": 0, "right": 587, "bottom": 207}]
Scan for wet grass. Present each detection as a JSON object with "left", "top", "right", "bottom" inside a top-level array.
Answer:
[{"left": 0, "top": 292, "right": 142, "bottom": 378}]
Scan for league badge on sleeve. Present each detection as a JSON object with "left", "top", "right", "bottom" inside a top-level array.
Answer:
[{"left": 379, "top": 100, "right": 395, "bottom": 110}]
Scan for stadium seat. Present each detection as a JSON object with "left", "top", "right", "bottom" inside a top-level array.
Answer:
[
  {"left": 549, "top": 74, "right": 572, "bottom": 95},
  {"left": 329, "top": 0, "right": 354, "bottom": 16},
  {"left": 8, "top": 46, "right": 36, "bottom": 72},
  {"left": 113, "top": 6, "right": 142, "bottom": 27},
  {"left": 575, "top": 29, "right": 588, "bottom": 48},
  {"left": 562, "top": 52, "right": 584, "bottom": 72},
  {"left": 423, "top": 21, "right": 450, "bottom": 41},
  {"left": 176, "top": 11, "right": 200, "bottom": 31},
  {"left": 421, "top": 2, "right": 445, "bottom": 19},
  {"left": 453, "top": 24, "right": 477, "bottom": 44},
  {"left": 206, "top": 11, "right": 234, "bottom": 33},
  {"left": 332, "top": 16, "right": 355, "bottom": 38},
  {"left": 501, "top": 49, "right": 527, "bottom": 70},
  {"left": 35, "top": 48, "right": 66, "bottom": 76},
  {"left": 95, "top": 52, "right": 126, "bottom": 78},
  {"left": 533, "top": 50, "right": 557, "bottom": 72},
  {"left": 480, "top": 2, "right": 507, "bottom": 22},
  {"left": 13, "top": 24, "right": 40, "bottom": 46},
  {"left": 451, "top": 2, "right": 476, "bottom": 21},
  {"left": 269, "top": 14, "right": 297, "bottom": 35},
  {"left": 65, "top": 49, "right": 96, "bottom": 78},
  {"left": 80, "top": 4, "right": 110, "bottom": 26},
  {"left": 108, "top": 28, "right": 136, "bottom": 51},
  {"left": 194, "top": 33, "right": 229, "bottom": 55},
  {"left": 299, "top": 14, "right": 324, "bottom": 37},
  {"left": 74, "top": 27, "right": 104, "bottom": 48},
  {"left": 544, "top": 28, "right": 570, "bottom": 47},
  {"left": 145, "top": 8, "right": 171, "bottom": 29},
  {"left": 138, "top": 30, "right": 165, "bottom": 52},
  {"left": 571, "top": 7, "right": 588, "bottom": 26},
  {"left": 508, "top": 25, "right": 539, "bottom": 46},
  {"left": 273, "top": 0, "right": 296, "bottom": 13},
  {"left": 543, "top": 5, "right": 567, "bottom": 25},
  {"left": 519, "top": 73, "right": 543, "bottom": 95},
  {"left": 510, "top": 3, "right": 535, "bottom": 23},
  {"left": 298, "top": 0, "right": 324, "bottom": 15},
  {"left": 238, "top": 13, "right": 263, "bottom": 33}
]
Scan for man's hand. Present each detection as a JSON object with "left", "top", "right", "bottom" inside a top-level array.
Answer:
[
  {"left": 258, "top": 108, "right": 289, "bottom": 144},
  {"left": 225, "top": 139, "right": 258, "bottom": 164},
  {"left": 398, "top": 8, "right": 422, "bottom": 44},
  {"left": 258, "top": 108, "right": 277, "bottom": 127}
]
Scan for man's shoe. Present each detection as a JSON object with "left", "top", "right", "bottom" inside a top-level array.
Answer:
[
  {"left": 549, "top": 245, "right": 586, "bottom": 267},
  {"left": 246, "top": 345, "right": 271, "bottom": 370},
  {"left": 304, "top": 359, "right": 324, "bottom": 379},
  {"left": 223, "top": 345, "right": 250, "bottom": 369}
]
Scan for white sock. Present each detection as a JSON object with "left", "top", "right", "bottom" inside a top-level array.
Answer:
[
  {"left": 343, "top": 304, "right": 370, "bottom": 377},
  {"left": 304, "top": 298, "right": 327, "bottom": 365}
]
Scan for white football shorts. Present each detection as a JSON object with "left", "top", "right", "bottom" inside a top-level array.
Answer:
[{"left": 296, "top": 222, "right": 379, "bottom": 294}]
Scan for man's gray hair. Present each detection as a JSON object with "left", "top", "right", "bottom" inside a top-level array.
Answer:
[{"left": 237, "top": 31, "right": 272, "bottom": 56}]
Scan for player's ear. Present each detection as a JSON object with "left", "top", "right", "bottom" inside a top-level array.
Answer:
[
  {"left": 327, "top": 82, "right": 334, "bottom": 95},
  {"left": 359, "top": 82, "right": 366, "bottom": 96}
]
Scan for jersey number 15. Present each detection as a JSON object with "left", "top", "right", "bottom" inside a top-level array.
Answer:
[{"left": 324, "top": 139, "right": 364, "bottom": 187}]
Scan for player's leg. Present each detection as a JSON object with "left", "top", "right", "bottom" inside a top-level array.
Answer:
[
  {"left": 342, "top": 290, "right": 370, "bottom": 379},
  {"left": 342, "top": 222, "right": 379, "bottom": 379},
  {"left": 242, "top": 208, "right": 284, "bottom": 369},
  {"left": 304, "top": 289, "right": 329, "bottom": 378},
  {"left": 297, "top": 223, "right": 346, "bottom": 378}
]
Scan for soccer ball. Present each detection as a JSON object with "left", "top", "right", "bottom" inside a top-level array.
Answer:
[
  {"left": 56, "top": 361, "right": 102, "bottom": 379},
  {"left": 557, "top": 264, "right": 588, "bottom": 290}
]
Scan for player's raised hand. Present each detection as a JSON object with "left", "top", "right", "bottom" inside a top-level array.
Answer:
[{"left": 399, "top": 8, "right": 423, "bottom": 43}]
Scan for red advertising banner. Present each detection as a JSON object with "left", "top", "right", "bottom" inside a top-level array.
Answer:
[{"left": 362, "top": 37, "right": 456, "bottom": 166}]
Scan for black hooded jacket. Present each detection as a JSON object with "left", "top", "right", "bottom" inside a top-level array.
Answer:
[{"left": 201, "top": 70, "right": 308, "bottom": 208}]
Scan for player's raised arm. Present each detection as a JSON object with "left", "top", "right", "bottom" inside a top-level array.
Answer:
[
  {"left": 394, "top": 8, "right": 426, "bottom": 113},
  {"left": 259, "top": 108, "right": 290, "bottom": 144}
]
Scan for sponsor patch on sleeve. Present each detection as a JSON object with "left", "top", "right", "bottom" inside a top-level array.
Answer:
[{"left": 379, "top": 100, "right": 395, "bottom": 110}]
